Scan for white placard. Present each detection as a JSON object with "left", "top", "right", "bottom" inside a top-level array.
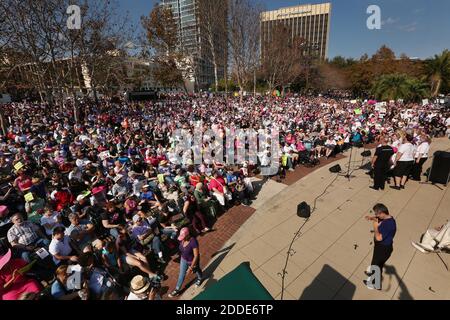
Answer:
[
  {"left": 35, "top": 248, "right": 49, "bottom": 259},
  {"left": 99, "top": 151, "right": 111, "bottom": 161}
]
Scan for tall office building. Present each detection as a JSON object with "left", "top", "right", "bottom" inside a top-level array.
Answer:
[
  {"left": 161, "top": 0, "right": 227, "bottom": 91},
  {"left": 261, "top": 3, "right": 332, "bottom": 60}
]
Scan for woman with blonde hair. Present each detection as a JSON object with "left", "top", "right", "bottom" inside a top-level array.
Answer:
[
  {"left": 411, "top": 134, "right": 431, "bottom": 181},
  {"left": 391, "top": 134, "right": 415, "bottom": 190}
]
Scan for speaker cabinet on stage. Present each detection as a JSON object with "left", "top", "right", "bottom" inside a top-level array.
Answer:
[
  {"left": 329, "top": 164, "right": 342, "bottom": 173},
  {"left": 428, "top": 151, "right": 450, "bottom": 185},
  {"left": 297, "top": 202, "right": 311, "bottom": 218}
]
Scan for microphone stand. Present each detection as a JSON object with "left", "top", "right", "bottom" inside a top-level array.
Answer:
[{"left": 339, "top": 143, "right": 355, "bottom": 181}]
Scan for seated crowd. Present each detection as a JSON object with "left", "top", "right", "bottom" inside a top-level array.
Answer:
[{"left": 0, "top": 93, "right": 449, "bottom": 300}]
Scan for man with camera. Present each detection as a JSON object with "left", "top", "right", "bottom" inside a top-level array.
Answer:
[
  {"left": 126, "top": 275, "right": 162, "bottom": 300},
  {"left": 364, "top": 204, "right": 397, "bottom": 290}
]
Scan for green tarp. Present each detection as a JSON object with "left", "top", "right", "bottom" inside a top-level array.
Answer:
[{"left": 193, "top": 262, "right": 274, "bottom": 300}]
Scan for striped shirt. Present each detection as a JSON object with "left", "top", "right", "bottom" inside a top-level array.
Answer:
[{"left": 7, "top": 221, "right": 40, "bottom": 246}]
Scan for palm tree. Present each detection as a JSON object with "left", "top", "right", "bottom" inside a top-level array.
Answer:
[
  {"left": 425, "top": 49, "right": 450, "bottom": 97},
  {"left": 371, "top": 74, "right": 412, "bottom": 101},
  {"left": 406, "top": 77, "right": 430, "bottom": 102}
]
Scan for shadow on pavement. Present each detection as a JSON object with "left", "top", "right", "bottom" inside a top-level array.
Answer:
[
  {"left": 384, "top": 265, "right": 413, "bottom": 300},
  {"left": 299, "top": 264, "right": 356, "bottom": 300},
  {"left": 182, "top": 243, "right": 236, "bottom": 296}
]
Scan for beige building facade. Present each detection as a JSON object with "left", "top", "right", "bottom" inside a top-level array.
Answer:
[{"left": 261, "top": 3, "right": 332, "bottom": 59}]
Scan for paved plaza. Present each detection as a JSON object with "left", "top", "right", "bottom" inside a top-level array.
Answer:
[{"left": 183, "top": 138, "right": 450, "bottom": 300}]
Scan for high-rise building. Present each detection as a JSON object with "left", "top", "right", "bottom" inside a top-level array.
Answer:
[
  {"left": 161, "top": 0, "right": 227, "bottom": 91},
  {"left": 261, "top": 3, "right": 332, "bottom": 60}
]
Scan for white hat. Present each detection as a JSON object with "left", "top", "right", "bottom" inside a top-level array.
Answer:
[
  {"left": 130, "top": 275, "right": 150, "bottom": 294},
  {"left": 128, "top": 171, "right": 137, "bottom": 177}
]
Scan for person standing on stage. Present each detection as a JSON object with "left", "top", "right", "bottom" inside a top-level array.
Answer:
[
  {"left": 364, "top": 204, "right": 397, "bottom": 290},
  {"left": 411, "top": 134, "right": 431, "bottom": 181},
  {"left": 391, "top": 134, "right": 416, "bottom": 190},
  {"left": 370, "top": 137, "right": 394, "bottom": 191}
]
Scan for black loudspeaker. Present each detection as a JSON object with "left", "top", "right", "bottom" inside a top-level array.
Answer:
[
  {"left": 360, "top": 162, "right": 373, "bottom": 171},
  {"left": 329, "top": 164, "right": 342, "bottom": 173},
  {"left": 297, "top": 202, "right": 311, "bottom": 218},
  {"left": 429, "top": 151, "right": 450, "bottom": 185},
  {"left": 361, "top": 151, "right": 372, "bottom": 157}
]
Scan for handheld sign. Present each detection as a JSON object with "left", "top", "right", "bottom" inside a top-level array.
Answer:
[
  {"left": 14, "top": 162, "right": 24, "bottom": 172},
  {"left": 99, "top": 151, "right": 111, "bottom": 161},
  {"left": 24, "top": 193, "right": 34, "bottom": 202}
]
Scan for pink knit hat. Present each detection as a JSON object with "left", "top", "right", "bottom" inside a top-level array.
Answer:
[
  {"left": 0, "top": 205, "right": 8, "bottom": 218},
  {"left": 0, "top": 249, "right": 12, "bottom": 271}
]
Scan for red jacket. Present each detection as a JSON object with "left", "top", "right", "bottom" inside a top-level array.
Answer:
[{"left": 53, "top": 190, "right": 74, "bottom": 211}]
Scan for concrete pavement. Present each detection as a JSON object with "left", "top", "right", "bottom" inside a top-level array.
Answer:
[{"left": 183, "top": 138, "right": 450, "bottom": 300}]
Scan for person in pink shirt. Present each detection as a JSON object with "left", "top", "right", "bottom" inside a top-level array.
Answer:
[
  {"left": 14, "top": 170, "right": 33, "bottom": 193},
  {"left": 0, "top": 249, "right": 41, "bottom": 300},
  {"left": 296, "top": 139, "right": 306, "bottom": 152},
  {"left": 285, "top": 132, "right": 296, "bottom": 145}
]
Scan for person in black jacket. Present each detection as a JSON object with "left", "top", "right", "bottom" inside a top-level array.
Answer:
[{"left": 370, "top": 137, "right": 394, "bottom": 191}]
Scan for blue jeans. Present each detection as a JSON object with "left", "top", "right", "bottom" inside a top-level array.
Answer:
[
  {"left": 164, "top": 176, "right": 175, "bottom": 186},
  {"left": 151, "top": 236, "right": 163, "bottom": 255},
  {"left": 287, "top": 157, "right": 294, "bottom": 169},
  {"left": 19, "top": 238, "right": 50, "bottom": 263},
  {"left": 148, "top": 181, "right": 159, "bottom": 190},
  {"left": 175, "top": 258, "right": 202, "bottom": 291},
  {"left": 109, "top": 228, "right": 119, "bottom": 239}
]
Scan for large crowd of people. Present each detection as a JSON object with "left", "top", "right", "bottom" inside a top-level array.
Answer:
[{"left": 0, "top": 93, "right": 449, "bottom": 300}]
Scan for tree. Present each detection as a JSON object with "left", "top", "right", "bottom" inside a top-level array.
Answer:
[
  {"left": 260, "top": 23, "right": 304, "bottom": 92},
  {"left": 359, "top": 53, "right": 369, "bottom": 62},
  {"left": 371, "top": 74, "right": 429, "bottom": 102},
  {"left": 0, "top": 0, "right": 60, "bottom": 104},
  {"left": 212, "top": 78, "right": 238, "bottom": 92},
  {"left": 0, "top": 0, "right": 131, "bottom": 111},
  {"left": 74, "top": 0, "right": 132, "bottom": 104},
  {"left": 372, "top": 74, "right": 412, "bottom": 101},
  {"left": 228, "top": 0, "right": 262, "bottom": 95},
  {"left": 141, "top": 5, "right": 190, "bottom": 90},
  {"left": 197, "top": 0, "right": 228, "bottom": 92},
  {"left": 315, "top": 62, "right": 350, "bottom": 91},
  {"left": 407, "top": 77, "right": 430, "bottom": 102},
  {"left": 425, "top": 49, "right": 450, "bottom": 96},
  {"left": 372, "top": 45, "right": 396, "bottom": 61},
  {"left": 329, "top": 56, "right": 357, "bottom": 69}
]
